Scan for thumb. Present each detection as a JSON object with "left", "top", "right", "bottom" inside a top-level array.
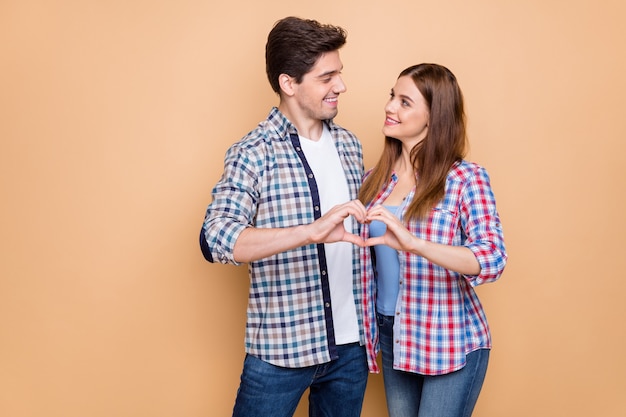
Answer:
[{"left": 342, "top": 233, "right": 366, "bottom": 247}]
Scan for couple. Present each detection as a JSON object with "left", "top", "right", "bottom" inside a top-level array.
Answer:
[{"left": 200, "top": 16, "right": 507, "bottom": 417}]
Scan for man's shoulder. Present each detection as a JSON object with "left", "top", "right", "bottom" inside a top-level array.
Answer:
[
  {"left": 327, "top": 122, "right": 362, "bottom": 162},
  {"left": 326, "top": 119, "right": 356, "bottom": 136},
  {"left": 326, "top": 120, "right": 361, "bottom": 148},
  {"left": 230, "top": 111, "right": 290, "bottom": 150}
]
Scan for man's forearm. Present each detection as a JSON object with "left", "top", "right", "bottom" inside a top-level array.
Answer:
[{"left": 232, "top": 225, "right": 313, "bottom": 263}]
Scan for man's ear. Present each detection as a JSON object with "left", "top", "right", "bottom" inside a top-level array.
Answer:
[{"left": 278, "top": 74, "right": 296, "bottom": 97}]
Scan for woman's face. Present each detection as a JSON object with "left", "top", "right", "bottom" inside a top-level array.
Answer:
[{"left": 382, "top": 75, "right": 430, "bottom": 148}]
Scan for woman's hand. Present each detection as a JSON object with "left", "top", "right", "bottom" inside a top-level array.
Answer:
[
  {"left": 364, "top": 204, "right": 481, "bottom": 276},
  {"left": 364, "top": 205, "right": 417, "bottom": 252}
]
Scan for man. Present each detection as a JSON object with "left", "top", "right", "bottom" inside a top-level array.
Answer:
[{"left": 199, "top": 16, "right": 369, "bottom": 417}]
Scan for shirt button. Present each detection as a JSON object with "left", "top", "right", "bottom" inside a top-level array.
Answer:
[
  {"left": 308, "top": 173, "right": 314, "bottom": 178},
  {"left": 315, "top": 206, "right": 320, "bottom": 211},
  {"left": 325, "top": 302, "right": 331, "bottom": 308},
  {"left": 321, "top": 270, "right": 327, "bottom": 275}
]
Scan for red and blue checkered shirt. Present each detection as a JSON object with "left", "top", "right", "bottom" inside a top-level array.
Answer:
[
  {"left": 360, "top": 160, "right": 507, "bottom": 375},
  {"left": 201, "top": 107, "right": 365, "bottom": 368}
]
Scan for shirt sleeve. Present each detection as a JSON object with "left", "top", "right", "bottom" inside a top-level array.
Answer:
[
  {"left": 460, "top": 165, "right": 508, "bottom": 286},
  {"left": 200, "top": 142, "right": 261, "bottom": 265}
]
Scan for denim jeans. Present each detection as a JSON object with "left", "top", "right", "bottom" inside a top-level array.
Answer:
[
  {"left": 232, "top": 343, "right": 368, "bottom": 417},
  {"left": 377, "top": 314, "right": 489, "bottom": 417}
]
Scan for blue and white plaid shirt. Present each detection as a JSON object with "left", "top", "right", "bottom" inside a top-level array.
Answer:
[{"left": 200, "top": 107, "right": 364, "bottom": 368}]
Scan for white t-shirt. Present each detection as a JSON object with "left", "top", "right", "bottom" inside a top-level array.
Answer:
[{"left": 299, "top": 125, "right": 360, "bottom": 344}]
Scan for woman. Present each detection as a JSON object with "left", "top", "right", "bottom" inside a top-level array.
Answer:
[{"left": 359, "top": 63, "right": 507, "bottom": 417}]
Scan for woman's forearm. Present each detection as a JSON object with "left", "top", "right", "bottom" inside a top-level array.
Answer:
[{"left": 410, "top": 238, "right": 481, "bottom": 276}]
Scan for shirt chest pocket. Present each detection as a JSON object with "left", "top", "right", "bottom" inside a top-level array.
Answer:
[{"left": 427, "top": 201, "right": 462, "bottom": 245}]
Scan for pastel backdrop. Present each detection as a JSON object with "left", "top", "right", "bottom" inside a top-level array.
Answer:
[{"left": 1, "top": 0, "right": 625, "bottom": 416}]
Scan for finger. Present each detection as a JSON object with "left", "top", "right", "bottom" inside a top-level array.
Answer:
[
  {"left": 343, "top": 203, "right": 368, "bottom": 222},
  {"left": 366, "top": 212, "right": 391, "bottom": 223},
  {"left": 363, "top": 237, "right": 384, "bottom": 247},
  {"left": 343, "top": 233, "right": 366, "bottom": 247},
  {"left": 366, "top": 207, "right": 390, "bottom": 219},
  {"left": 350, "top": 200, "right": 369, "bottom": 217}
]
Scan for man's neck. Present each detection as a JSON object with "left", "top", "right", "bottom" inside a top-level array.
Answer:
[{"left": 278, "top": 103, "right": 324, "bottom": 141}]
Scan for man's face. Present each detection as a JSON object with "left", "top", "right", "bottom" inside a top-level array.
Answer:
[{"left": 290, "top": 50, "right": 347, "bottom": 122}]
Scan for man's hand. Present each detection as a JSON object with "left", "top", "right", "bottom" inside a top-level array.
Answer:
[
  {"left": 233, "top": 199, "right": 368, "bottom": 263},
  {"left": 307, "top": 200, "right": 368, "bottom": 247}
]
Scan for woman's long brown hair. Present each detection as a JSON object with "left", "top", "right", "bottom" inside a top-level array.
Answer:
[{"left": 359, "top": 63, "right": 468, "bottom": 221}]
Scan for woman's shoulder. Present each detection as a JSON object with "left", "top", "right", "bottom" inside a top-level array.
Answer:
[
  {"left": 448, "top": 160, "right": 491, "bottom": 183},
  {"left": 450, "top": 159, "right": 487, "bottom": 175}
]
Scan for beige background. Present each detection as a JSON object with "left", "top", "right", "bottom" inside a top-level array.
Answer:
[{"left": 1, "top": 0, "right": 625, "bottom": 416}]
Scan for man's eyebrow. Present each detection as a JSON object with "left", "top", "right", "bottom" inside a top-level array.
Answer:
[{"left": 315, "top": 68, "right": 343, "bottom": 78}]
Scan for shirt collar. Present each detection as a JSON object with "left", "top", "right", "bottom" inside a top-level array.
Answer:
[{"left": 267, "top": 107, "right": 336, "bottom": 140}]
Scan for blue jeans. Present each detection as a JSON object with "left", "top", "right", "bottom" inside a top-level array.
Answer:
[
  {"left": 232, "top": 343, "right": 368, "bottom": 417},
  {"left": 378, "top": 314, "right": 489, "bottom": 417}
]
